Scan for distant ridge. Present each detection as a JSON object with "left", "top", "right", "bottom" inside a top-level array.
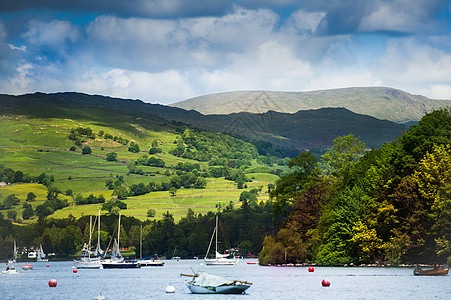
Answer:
[
  {"left": 172, "top": 87, "right": 450, "bottom": 123},
  {"left": 0, "top": 92, "right": 407, "bottom": 153}
]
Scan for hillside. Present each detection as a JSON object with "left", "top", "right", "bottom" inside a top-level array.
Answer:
[
  {"left": 0, "top": 92, "right": 406, "bottom": 154},
  {"left": 0, "top": 94, "right": 279, "bottom": 222},
  {"left": 171, "top": 87, "right": 451, "bottom": 123}
]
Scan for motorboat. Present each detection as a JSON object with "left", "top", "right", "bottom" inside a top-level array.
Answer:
[
  {"left": 183, "top": 272, "right": 251, "bottom": 294},
  {"left": 414, "top": 265, "right": 449, "bottom": 276},
  {"left": 2, "top": 265, "right": 18, "bottom": 274}
]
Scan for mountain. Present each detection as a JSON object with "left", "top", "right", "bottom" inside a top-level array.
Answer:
[
  {"left": 0, "top": 92, "right": 405, "bottom": 153},
  {"left": 171, "top": 87, "right": 451, "bottom": 124}
]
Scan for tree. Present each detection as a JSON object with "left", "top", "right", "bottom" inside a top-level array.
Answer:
[
  {"left": 106, "top": 152, "right": 118, "bottom": 161},
  {"left": 22, "top": 206, "right": 34, "bottom": 220},
  {"left": 7, "top": 210, "right": 17, "bottom": 220},
  {"left": 321, "top": 134, "right": 365, "bottom": 180},
  {"left": 147, "top": 209, "right": 156, "bottom": 217},
  {"left": 82, "top": 146, "right": 92, "bottom": 155},
  {"left": 128, "top": 142, "right": 140, "bottom": 153},
  {"left": 169, "top": 187, "right": 177, "bottom": 196}
]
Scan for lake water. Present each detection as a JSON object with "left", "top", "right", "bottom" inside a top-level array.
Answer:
[{"left": 0, "top": 260, "right": 450, "bottom": 299}]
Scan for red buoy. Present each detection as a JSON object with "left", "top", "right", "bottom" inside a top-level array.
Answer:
[
  {"left": 308, "top": 267, "right": 314, "bottom": 272},
  {"left": 321, "top": 279, "right": 330, "bottom": 287},
  {"left": 48, "top": 279, "right": 57, "bottom": 287},
  {"left": 73, "top": 269, "right": 78, "bottom": 273},
  {"left": 47, "top": 264, "right": 50, "bottom": 267}
]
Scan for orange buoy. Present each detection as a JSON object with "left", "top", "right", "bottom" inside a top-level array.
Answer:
[
  {"left": 48, "top": 279, "right": 57, "bottom": 287},
  {"left": 308, "top": 267, "right": 314, "bottom": 272},
  {"left": 321, "top": 279, "right": 330, "bottom": 287}
]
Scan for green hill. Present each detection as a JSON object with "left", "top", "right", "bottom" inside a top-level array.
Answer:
[
  {"left": 0, "top": 93, "right": 279, "bottom": 222},
  {"left": 172, "top": 87, "right": 451, "bottom": 124}
]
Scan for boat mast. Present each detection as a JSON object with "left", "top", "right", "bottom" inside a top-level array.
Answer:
[
  {"left": 118, "top": 213, "right": 121, "bottom": 250},
  {"left": 95, "top": 209, "right": 101, "bottom": 256},
  {"left": 215, "top": 215, "right": 218, "bottom": 255},
  {"left": 140, "top": 224, "right": 143, "bottom": 260},
  {"left": 88, "top": 215, "right": 92, "bottom": 251}
]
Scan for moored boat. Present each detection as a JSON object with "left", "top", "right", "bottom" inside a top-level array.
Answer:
[
  {"left": 204, "top": 215, "right": 238, "bottom": 266},
  {"left": 101, "top": 213, "right": 141, "bottom": 269},
  {"left": 2, "top": 265, "right": 18, "bottom": 274},
  {"left": 36, "top": 244, "right": 48, "bottom": 262},
  {"left": 182, "top": 272, "right": 251, "bottom": 294},
  {"left": 74, "top": 211, "right": 103, "bottom": 269},
  {"left": 413, "top": 265, "right": 448, "bottom": 276}
]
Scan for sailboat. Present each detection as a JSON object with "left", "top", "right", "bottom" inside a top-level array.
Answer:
[
  {"left": 74, "top": 211, "right": 103, "bottom": 269},
  {"left": 8, "top": 240, "right": 17, "bottom": 264},
  {"left": 37, "top": 244, "right": 48, "bottom": 262},
  {"left": 101, "top": 213, "right": 141, "bottom": 269},
  {"left": 138, "top": 225, "right": 164, "bottom": 267},
  {"left": 204, "top": 215, "right": 238, "bottom": 265}
]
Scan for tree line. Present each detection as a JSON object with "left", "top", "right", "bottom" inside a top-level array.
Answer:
[{"left": 260, "top": 108, "right": 451, "bottom": 266}]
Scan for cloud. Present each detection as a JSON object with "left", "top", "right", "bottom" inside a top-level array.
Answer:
[
  {"left": 22, "top": 19, "right": 80, "bottom": 48},
  {"left": 358, "top": 0, "right": 444, "bottom": 34},
  {"left": 0, "top": 0, "right": 232, "bottom": 18},
  {"left": 0, "top": 3, "right": 451, "bottom": 103},
  {"left": 372, "top": 37, "right": 451, "bottom": 98}
]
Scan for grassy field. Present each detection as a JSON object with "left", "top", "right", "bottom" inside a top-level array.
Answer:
[{"left": 0, "top": 113, "right": 280, "bottom": 223}]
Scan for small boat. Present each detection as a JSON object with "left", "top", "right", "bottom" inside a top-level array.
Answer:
[
  {"left": 2, "top": 265, "right": 18, "bottom": 274},
  {"left": 37, "top": 244, "right": 48, "bottom": 262},
  {"left": 74, "top": 211, "right": 103, "bottom": 269},
  {"left": 182, "top": 272, "right": 251, "bottom": 294},
  {"left": 139, "top": 257, "right": 164, "bottom": 267},
  {"left": 101, "top": 213, "right": 141, "bottom": 269},
  {"left": 22, "top": 264, "right": 33, "bottom": 271},
  {"left": 246, "top": 261, "right": 258, "bottom": 265},
  {"left": 204, "top": 215, "right": 238, "bottom": 266},
  {"left": 138, "top": 225, "right": 164, "bottom": 267},
  {"left": 8, "top": 240, "right": 17, "bottom": 264},
  {"left": 414, "top": 265, "right": 449, "bottom": 276}
]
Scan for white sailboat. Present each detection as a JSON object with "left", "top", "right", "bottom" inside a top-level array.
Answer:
[
  {"left": 101, "top": 213, "right": 141, "bottom": 269},
  {"left": 37, "top": 244, "right": 48, "bottom": 262},
  {"left": 74, "top": 211, "right": 103, "bottom": 269},
  {"left": 204, "top": 215, "right": 238, "bottom": 265},
  {"left": 8, "top": 240, "right": 17, "bottom": 264}
]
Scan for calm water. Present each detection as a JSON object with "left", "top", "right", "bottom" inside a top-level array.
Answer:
[{"left": 0, "top": 260, "right": 450, "bottom": 299}]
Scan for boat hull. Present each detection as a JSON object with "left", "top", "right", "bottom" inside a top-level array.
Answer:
[
  {"left": 204, "top": 258, "right": 238, "bottom": 265},
  {"left": 74, "top": 261, "right": 103, "bottom": 269},
  {"left": 413, "top": 267, "right": 448, "bottom": 276},
  {"left": 187, "top": 283, "right": 250, "bottom": 294},
  {"left": 101, "top": 261, "right": 141, "bottom": 269},
  {"left": 140, "top": 260, "right": 164, "bottom": 267}
]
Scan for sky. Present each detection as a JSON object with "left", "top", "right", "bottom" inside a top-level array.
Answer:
[{"left": 0, "top": 0, "right": 450, "bottom": 104}]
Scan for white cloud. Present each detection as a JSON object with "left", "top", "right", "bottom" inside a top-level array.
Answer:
[
  {"left": 22, "top": 19, "right": 80, "bottom": 48},
  {"left": 372, "top": 38, "right": 451, "bottom": 99}
]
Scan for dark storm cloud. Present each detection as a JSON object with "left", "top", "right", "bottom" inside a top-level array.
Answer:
[{"left": 0, "top": 0, "right": 233, "bottom": 18}]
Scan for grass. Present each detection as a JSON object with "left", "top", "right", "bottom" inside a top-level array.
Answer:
[{"left": 0, "top": 111, "right": 279, "bottom": 223}]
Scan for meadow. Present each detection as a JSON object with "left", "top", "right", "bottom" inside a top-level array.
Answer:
[{"left": 0, "top": 113, "right": 281, "bottom": 223}]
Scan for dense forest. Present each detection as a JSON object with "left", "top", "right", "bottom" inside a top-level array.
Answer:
[
  {"left": 1, "top": 108, "right": 450, "bottom": 267},
  {"left": 0, "top": 202, "right": 273, "bottom": 260},
  {"left": 260, "top": 108, "right": 451, "bottom": 266}
]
